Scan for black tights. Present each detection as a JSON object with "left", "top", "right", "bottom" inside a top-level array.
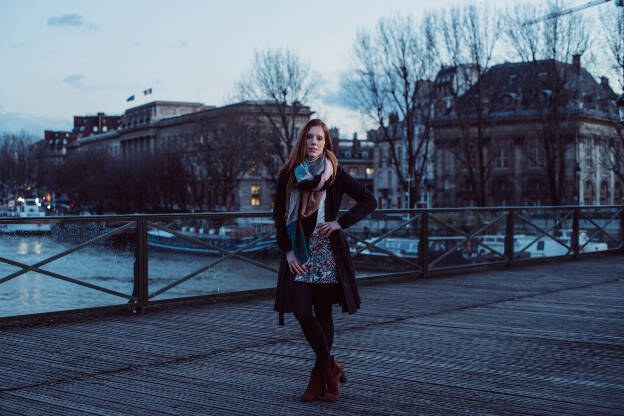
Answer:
[{"left": 293, "top": 283, "right": 338, "bottom": 369}]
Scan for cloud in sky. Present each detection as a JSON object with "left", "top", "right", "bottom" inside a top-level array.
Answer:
[
  {"left": 175, "top": 40, "right": 188, "bottom": 48},
  {"left": 61, "top": 75, "right": 134, "bottom": 94},
  {"left": 47, "top": 13, "right": 98, "bottom": 30},
  {"left": 12, "top": 43, "right": 31, "bottom": 49},
  {"left": 62, "top": 74, "right": 84, "bottom": 84},
  {"left": 61, "top": 74, "right": 93, "bottom": 91}
]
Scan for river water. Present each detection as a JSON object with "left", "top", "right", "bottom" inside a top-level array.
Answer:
[{"left": 0, "top": 234, "right": 280, "bottom": 318}]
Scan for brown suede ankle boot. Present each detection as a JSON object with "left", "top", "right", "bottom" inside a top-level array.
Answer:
[
  {"left": 320, "top": 368, "right": 339, "bottom": 402},
  {"left": 331, "top": 355, "right": 348, "bottom": 384},
  {"left": 301, "top": 368, "right": 323, "bottom": 402}
]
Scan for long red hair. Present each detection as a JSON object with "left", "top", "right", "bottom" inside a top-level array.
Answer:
[{"left": 281, "top": 118, "right": 338, "bottom": 197}]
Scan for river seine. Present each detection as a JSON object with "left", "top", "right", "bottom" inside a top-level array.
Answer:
[{"left": 0, "top": 235, "right": 279, "bottom": 318}]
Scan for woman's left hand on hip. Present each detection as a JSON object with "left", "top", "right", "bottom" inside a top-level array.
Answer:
[{"left": 318, "top": 220, "right": 341, "bottom": 237}]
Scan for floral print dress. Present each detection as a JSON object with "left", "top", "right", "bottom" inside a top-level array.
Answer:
[{"left": 294, "top": 192, "right": 338, "bottom": 284}]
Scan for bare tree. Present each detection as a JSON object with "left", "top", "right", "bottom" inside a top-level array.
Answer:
[
  {"left": 505, "top": 0, "right": 591, "bottom": 205},
  {"left": 342, "top": 13, "right": 438, "bottom": 207},
  {"left": 236, "top": 48, "right": 319, "bottom": 181},
  {"left": 601, "top": 3, "right": 624, "bottom": 91},
  {"left": 600, "top": 4, "right": 624, "bottom": 193},
  {"left": 0, "top": 132, "right": 37, "bottom": 198},
  {"left": 438, "top": 3, "right": 502, "bottom": 206},
  {"left": 194, "top": 115, "right": 257, "bottom": 211}
]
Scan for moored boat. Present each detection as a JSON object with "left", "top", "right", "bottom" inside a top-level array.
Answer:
[
  {"left": 147, "top": 226, "right": 276, "bottom": 255},
  {"left": 0, "top": 198, "right": 52, "bottom": 234}
]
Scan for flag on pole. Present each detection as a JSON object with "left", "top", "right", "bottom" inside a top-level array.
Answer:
[
  {"left": 143, "top": 88, "right": 152, "bottom": 95},
  {"left": 126, "top": 95, "right": 135, "bottom": 102}
]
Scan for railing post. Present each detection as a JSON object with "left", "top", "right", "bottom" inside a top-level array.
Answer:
[
  {"left": 133, "top": 217, "right": 149, "bottom": 313},
  {"left": 572, "top": 208, "right": 580, "bottom": 259},
  {"left": 419, "top": 211, "right": 429, "bottom": 277},
  {"left": 504, "top": 209, "right": 514, "bottom": 268}
]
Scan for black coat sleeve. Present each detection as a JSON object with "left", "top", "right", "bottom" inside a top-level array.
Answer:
[
  {"left": 272, "top": 171, "right": 292, "bottom": 253},
  {"left": 336, "top": 168, "right": 377, "bottom": 229}
]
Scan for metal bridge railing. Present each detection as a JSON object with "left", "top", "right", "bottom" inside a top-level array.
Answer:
[{"left": 0, "top": 205, "right": 622, "bottom": 320}]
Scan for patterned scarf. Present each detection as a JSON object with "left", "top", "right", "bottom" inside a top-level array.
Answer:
[{"left": 286, "top": 153, "right": 334, "bottom": 265}]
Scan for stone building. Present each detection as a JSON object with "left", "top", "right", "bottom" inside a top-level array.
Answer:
[
  {"left": 334, "top": 132, "right": 374, "bottom": 209},
  {"left": 432, "top": 57, "right": 622, "bottom": 207},
  {"left": 39, "top": 113, "right": 121, "bottom": 164},
  {"left": 38, "top": 100, "right": 313, "bottom": 211},
  {"left": 367, "top": 113, "right": 435, "bottom": 209}
]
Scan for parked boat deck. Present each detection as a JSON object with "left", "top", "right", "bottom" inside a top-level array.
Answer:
[{"left": 1, "top": 256, "right": 623, "bottom": 415}]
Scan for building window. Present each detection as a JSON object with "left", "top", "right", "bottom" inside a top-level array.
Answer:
[
  {"left": 525, "top": 180, "right": 545, "bottom": 205},
  {"left": 349, "top": 167, "right": 358, "bottom": 176},
  {"left": 366, "top": 167, "right": 374, "bottom": 179},
  {"left": 493, "top": 180, "right": 513, "bottom": 206},
  {"left": 251, "top": 185, "right": 260, "bottom": 206},
  {"left": 585, "top": 144, "right": 593, "bottom": 169},
  {"left": 583, "top": 180, "right": 594, "bottom": 205},
  {"left": 528, "top": 141, "right": 543, "bottom": 168},
  {"left": 600, "top": 181, "right": 609, "bottom": 205},
  {"left": 614, "top": 182, "right": 623, "bottom": 203},
  {"left": 494, "top": 143, "right": 510, "bottom": 168},
  {"left": 378, "top": 171, "right": 383, "bottom": 187}
]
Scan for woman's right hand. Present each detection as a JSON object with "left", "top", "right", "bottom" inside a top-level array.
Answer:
[{"left": 286, "top": 250, "right": 306, "bottom": 275}]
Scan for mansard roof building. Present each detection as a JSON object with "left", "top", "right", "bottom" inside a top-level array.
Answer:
[{"left": 432, "top": 56, "right": 622, "bottom": 207}]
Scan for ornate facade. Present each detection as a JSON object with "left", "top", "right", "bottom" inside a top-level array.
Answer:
[{"left": 433, "top": 58, "right": 621, "bottom": 207}]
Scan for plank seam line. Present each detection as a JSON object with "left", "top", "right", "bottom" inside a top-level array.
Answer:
[
  {"left": 333, "top": 277, "right": 624, "bottom": 336},
  {"left": 202, "top": 348, "right": 624, "bottom": 413},
  {"left": 2, "top": 276, "right": 621, "bottom": 403},
  {"left": 0, "top": 335, "right": 299, "bottom": 394}
]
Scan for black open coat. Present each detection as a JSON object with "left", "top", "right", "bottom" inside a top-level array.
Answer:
[{"left": 272, "top": 165, "right": 377, "bottom": 325}]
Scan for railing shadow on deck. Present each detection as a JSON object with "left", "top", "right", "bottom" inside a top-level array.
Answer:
[{"left": 0, "top": 205, "right": 622, "bottom": 322}]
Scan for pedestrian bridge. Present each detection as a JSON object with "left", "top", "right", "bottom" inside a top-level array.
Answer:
[{"left": 1, "top": 255, "right": 622, "bottom": 415}]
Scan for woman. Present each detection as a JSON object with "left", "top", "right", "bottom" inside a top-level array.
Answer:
[{"left": 273, "top": 119, "right": 376, "bottom": 402}]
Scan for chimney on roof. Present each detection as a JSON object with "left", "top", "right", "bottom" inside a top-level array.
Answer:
[
  {"left": 352, "top": 132, "right": 360, "bottom": 155},
  {"left": 600, "top": 76, "right": 610, "bottom": 89},
  {"left": 572, "top": 54, "right": 581, "bottom": 73}
]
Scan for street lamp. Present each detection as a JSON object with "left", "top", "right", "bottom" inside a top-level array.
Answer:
[{"left": 617, "top": 93, "right": 624, "bottom": 125}]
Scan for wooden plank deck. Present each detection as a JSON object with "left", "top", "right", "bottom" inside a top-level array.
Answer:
[{"left": 1, "top": 256, "right": 623, "bottom": 415}]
